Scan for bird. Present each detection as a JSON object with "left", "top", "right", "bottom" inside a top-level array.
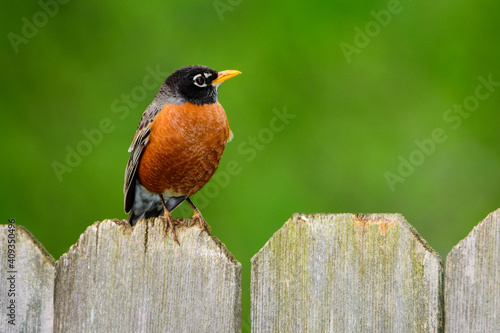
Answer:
[{"left": 124, "top": 65, "right": 241, "bottom": 242}]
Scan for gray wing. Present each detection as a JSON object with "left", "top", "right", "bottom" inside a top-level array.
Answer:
[{"left": 124, "top": 102, "right": 163, "bottom": 213}]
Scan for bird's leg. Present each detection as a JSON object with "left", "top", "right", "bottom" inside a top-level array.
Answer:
[
  {"left": 159, "top": 194, "right": 180, "bottom": 244},
  {"left": 186, "top": 197, "right": 211, "bottom": 235}
]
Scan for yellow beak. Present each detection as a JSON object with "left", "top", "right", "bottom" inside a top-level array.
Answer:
[{"left": 212, "top": 70, "right": 241, "bottom": 85}]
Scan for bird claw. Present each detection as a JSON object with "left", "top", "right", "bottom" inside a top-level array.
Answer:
[
  {"left": 162, "top": 215, "right": 181, "bottom": 244},
  {"left": 192, "top": 211, "right": 211, "bottom": 235},
  {"left": 158, "top": 194, "right": 184, "bottom": 244}
]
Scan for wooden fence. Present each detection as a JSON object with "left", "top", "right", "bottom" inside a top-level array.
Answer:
[{"left": 0, "top": 209, "right": 498, "bottom": 332}]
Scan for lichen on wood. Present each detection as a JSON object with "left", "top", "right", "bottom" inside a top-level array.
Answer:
[{"left": 251, "top": 213, "right": 444, "bottom": 333}]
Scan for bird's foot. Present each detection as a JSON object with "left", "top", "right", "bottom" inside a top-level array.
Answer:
[
  {"left": 158, "top": 194, "right": 183, "bottom": 244},
  {"left": 162, "top": 214, "right": 182, "bottom": 244},
  {"left": 191, "top": 210, "right": 211, "bottom": 235}
]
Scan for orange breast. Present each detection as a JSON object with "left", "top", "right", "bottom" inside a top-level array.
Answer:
[{"left": 138, "top": 102, "right": 231, "bottom": 196}]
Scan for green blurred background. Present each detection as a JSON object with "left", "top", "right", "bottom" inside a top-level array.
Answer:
[{"left": 2, "top": 0, "right": 499, "bottom": 329}]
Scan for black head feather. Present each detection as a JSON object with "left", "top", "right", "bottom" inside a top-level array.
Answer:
[{"left": 157, "top": 65, "right": 219, "bottom": 105}]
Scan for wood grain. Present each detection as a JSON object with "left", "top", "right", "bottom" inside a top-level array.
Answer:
[
  {"left": 0, "top": 224, "right": 55, "bottom": 333},
  {"left": 54, "top": 218, "right": 241, "bottom": 333},
  {"left": 251, "top": 213, "right": 444, "bottom": 333},
  {"left": 445, "top": 209, "right": 500, "bottom": 332}
]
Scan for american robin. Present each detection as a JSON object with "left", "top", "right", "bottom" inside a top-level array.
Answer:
[{"left": 124, "top": 65, "right": 241, "bottom": 242}]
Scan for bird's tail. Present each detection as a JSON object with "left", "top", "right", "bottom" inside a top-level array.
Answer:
[
  {"left": 128, "top": 207, "right": 162, "bottom": 226},
  {"left": 127, "top": 196, "right": 187, "bottom": 226},
  {"left": 128, "top": 210, "right": 141, "bottom": 226}
]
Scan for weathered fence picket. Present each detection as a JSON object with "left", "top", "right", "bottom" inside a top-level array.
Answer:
[
  {"left": 54, "top": 219, "right": 241, "bottom": 333},
  {"left": 445, "top": 209, "right": 500, "bottom": 333},
  {"left": 0, "top": 209, "right": 499, "bottom": 332},
  {"left": 0, "top": 225, "right": 55, "bottom": 333},
  {"left": 251, "top": 213, "right": 444, "bottom": 332}
]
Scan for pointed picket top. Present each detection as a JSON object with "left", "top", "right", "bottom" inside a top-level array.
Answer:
[
  {"left": 0, "top": 223, "right": 55, "bottom": 333},
  {"left": 445, "top": 209, "right": 500, "bottom": 332},
  {"left": 251, "top": 213, "right": 444, "bottom": 333},
  {"left": 54, "top": 218, "right": 241, "bottom": 333}
]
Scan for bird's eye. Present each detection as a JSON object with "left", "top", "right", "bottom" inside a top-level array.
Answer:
[{"left": 193, "top": 74, "right": 207, "bottom": 87}]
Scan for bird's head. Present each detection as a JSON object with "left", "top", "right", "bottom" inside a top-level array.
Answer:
[{"left": 158, "top": 65, "right": 241, "bottom": 105}]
